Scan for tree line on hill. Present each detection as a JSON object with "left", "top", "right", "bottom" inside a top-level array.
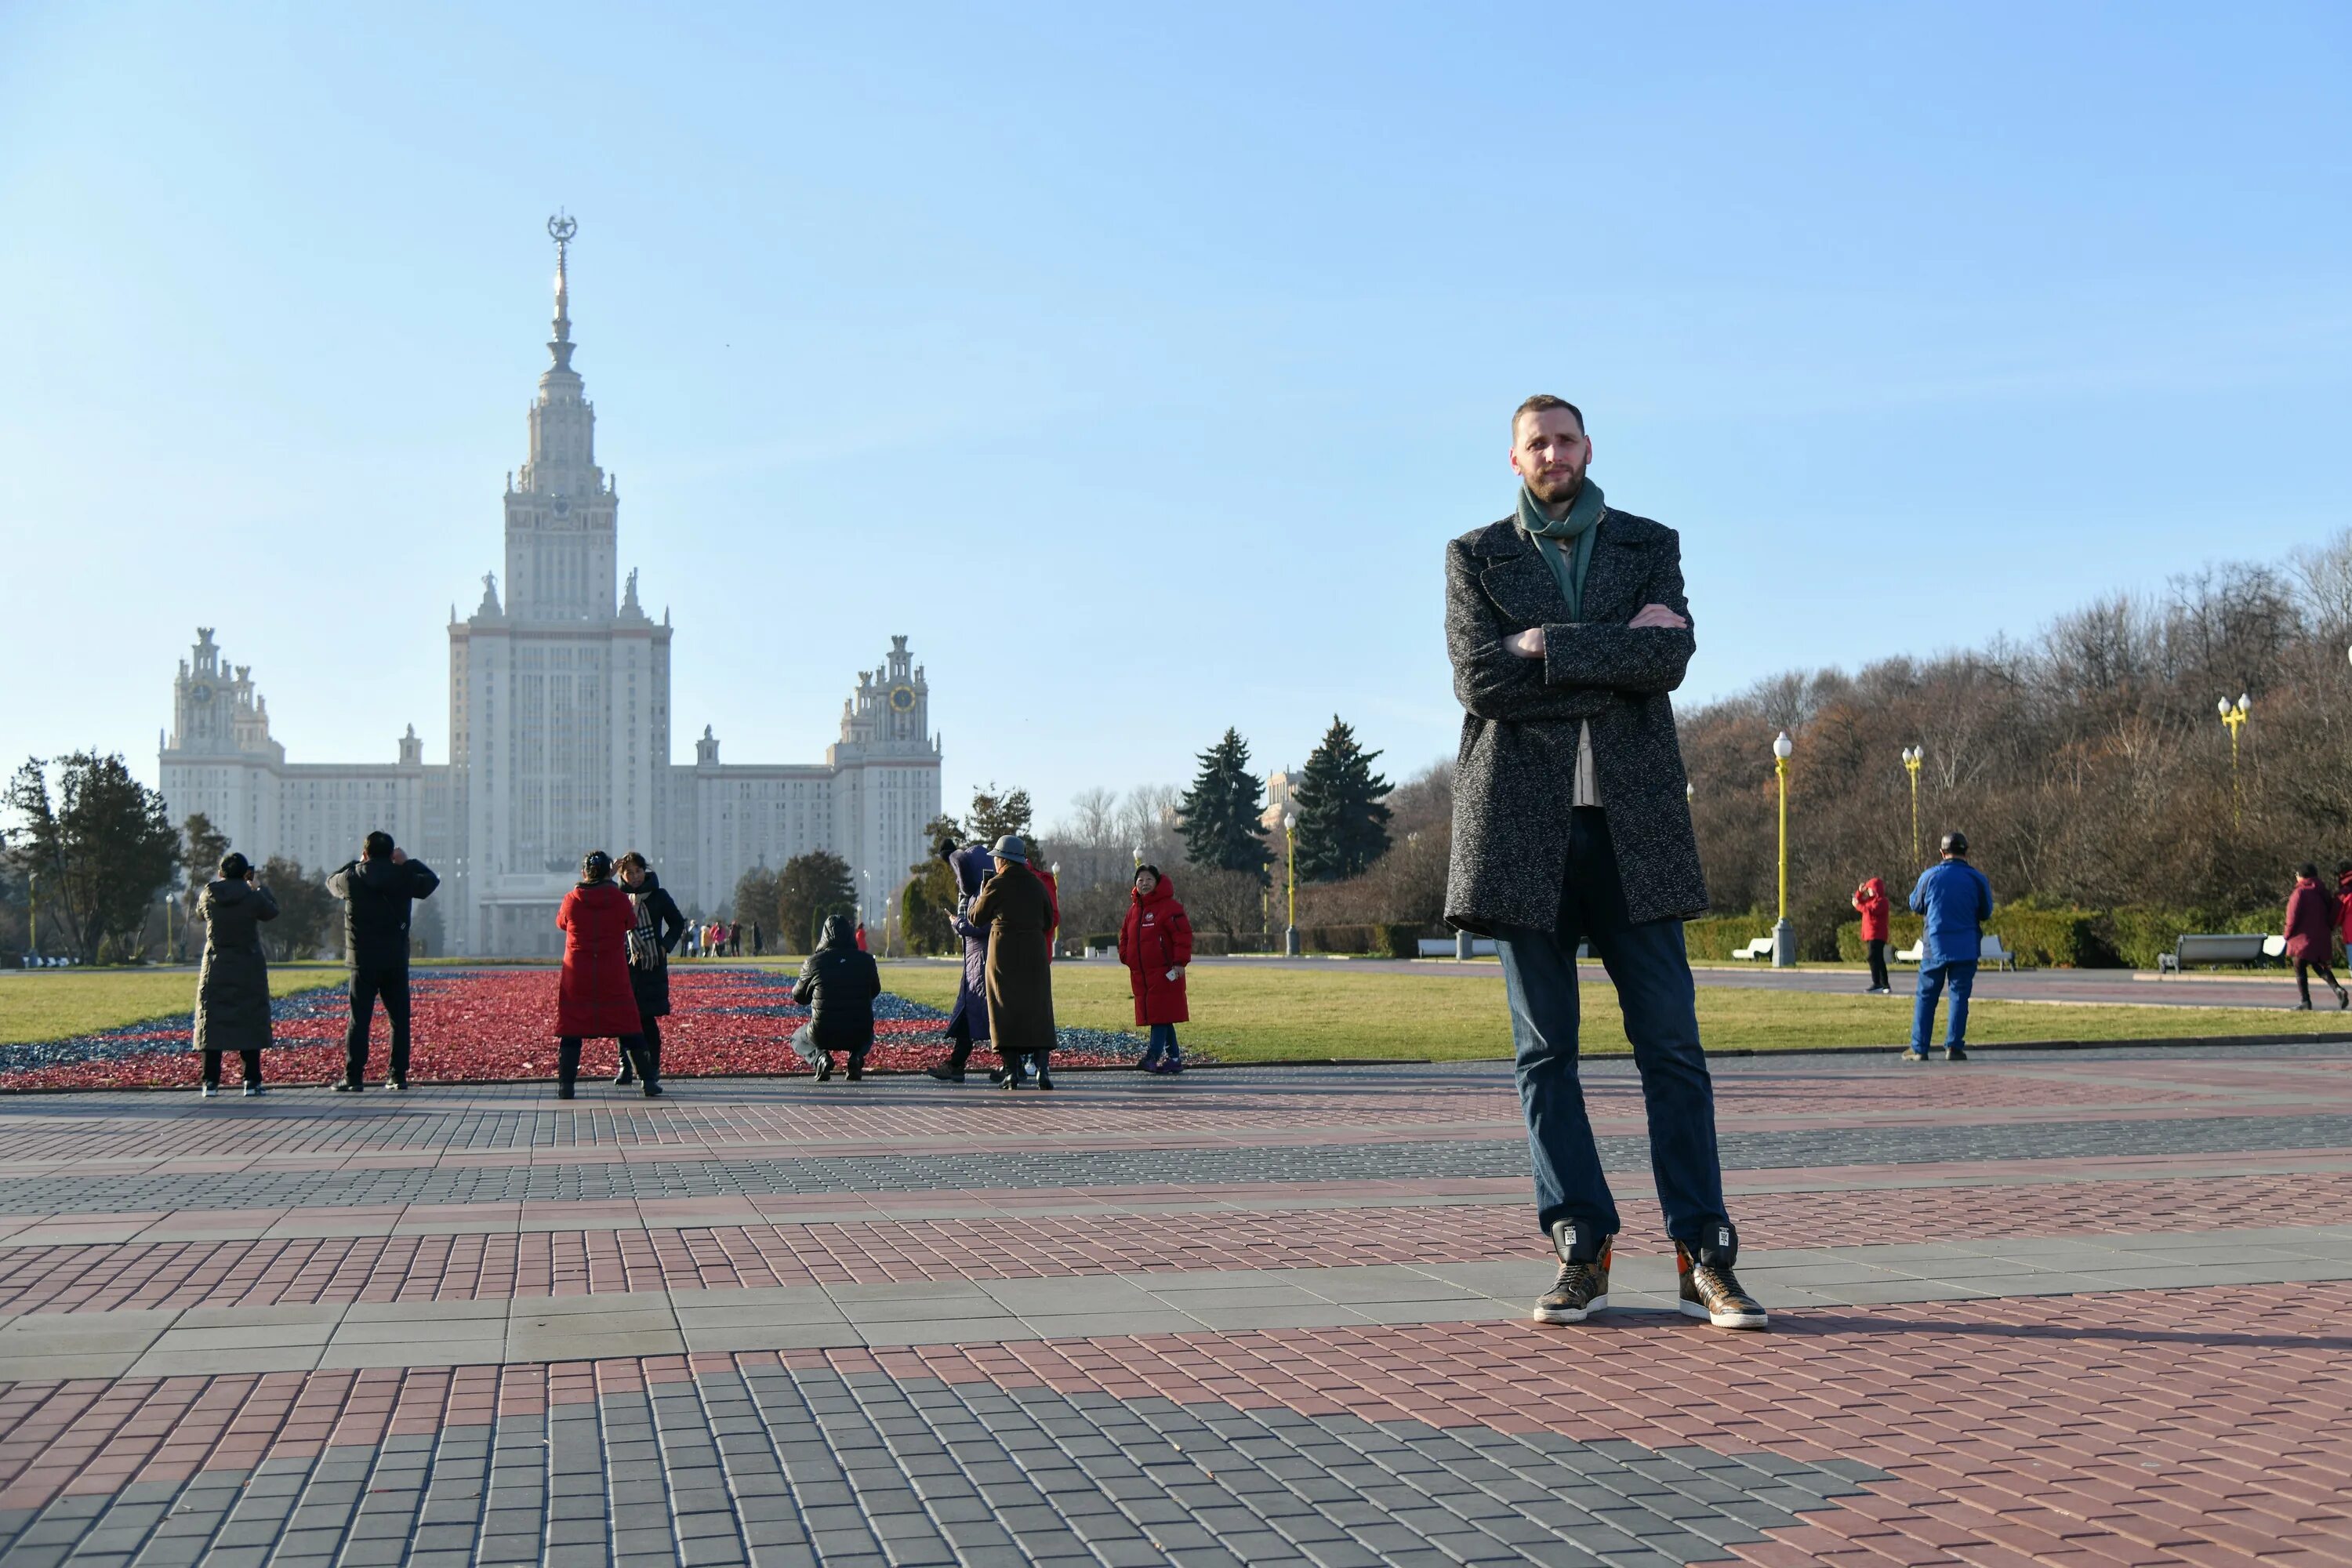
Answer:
[{"left": 1682, "top": 530, "right": 2352, "bottom": 959}]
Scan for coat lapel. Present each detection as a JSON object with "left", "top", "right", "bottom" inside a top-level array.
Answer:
[
  {"left": 1475, "top": 527, "right": 1570, "bottom": 626},
  {"left": 1575, "top": 512, "right": 1646, "bottom": 625}
]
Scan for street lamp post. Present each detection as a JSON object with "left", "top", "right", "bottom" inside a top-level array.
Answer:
[
  {"left": 1900, "top": 746, "right": 1924, "bottom": 865},
  {"left": 2219, "top": 694, "right": 2250, "bottom": 824},
  {"left": 1283, "top": 813, "right": 1301, "bottom": 956},
  {"left": 882, "top": 894, "right": 893, "bottom": 959},
  {"left": 1773, "top": 731, "right": 1796, "bottom": 968}
]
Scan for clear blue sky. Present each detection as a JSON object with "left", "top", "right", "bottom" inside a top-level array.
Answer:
[{"left": 4, "top": 2, "right": 2347, "bottom": 825}]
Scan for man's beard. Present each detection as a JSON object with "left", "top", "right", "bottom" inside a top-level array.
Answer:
[{"left": 1526, "top": 467, "right": 1585, "bottom": 508}]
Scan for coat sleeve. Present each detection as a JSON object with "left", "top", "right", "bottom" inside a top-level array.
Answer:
[
  {"left": 855, "top": 953, "right": 881, "bottom": 1002},
  {"left": 1908, "top": 874, "right": 1928, "bottom": 915},
  {"left": 557, "top": 891, "right": 575, "bottom": 933},
  {"left": 967, "top": 880, "right": 1000, "bottom": 931},
  {"left": 792, "top": 960, "right": 815, "bottom": 1006},
  {"left": 1976, "top": 870, "right": 1994, "bottom": 922},
  {"left": 1446, "top": 539, "right": 1615, "bottom": 723},
  {"left": 326, "top": 863, "right": 353, "bottom": 900},
  {"left": 254, "top": 886, "right": 279, "bottom": 922},
  {"left": 1539, "top": 530, "right": 1697, "bottom": 695},
  {"left": 655, "top": 891, "right": 687, "bottom": 953},
  {"left": 407, "top": 861, "right": 441, "bottom": 899},
  {"left": 1169, "top": 906, "right": 1194, "bottom": 967}
]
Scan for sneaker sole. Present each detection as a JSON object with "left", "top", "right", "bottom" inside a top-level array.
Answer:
[
  {"left": 1679, "top": 1299, "right": 1770, "bottom": 1330},
  {"left": 1532, "top": 1294, "right": 1608, "bottom": 1323}
]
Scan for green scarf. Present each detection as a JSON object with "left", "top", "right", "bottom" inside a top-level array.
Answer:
[{"left": 1516, "top": 479, "right": 1606, "bottom": 620}]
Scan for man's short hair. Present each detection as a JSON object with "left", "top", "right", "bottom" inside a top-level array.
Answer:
[
  {"left": 1513, "top": 394, "right": 1585, "bottom": 438},
  {"left": 363, "top": 830, "right": 394, "bottom": 860}
]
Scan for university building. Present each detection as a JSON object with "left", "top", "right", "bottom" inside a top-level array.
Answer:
[{"left": 158, "top": 222, "right": 940, "bottom": 954}]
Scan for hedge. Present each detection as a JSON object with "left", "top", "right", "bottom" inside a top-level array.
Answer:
[
  {"left": 1821, "top": 905, "right": 2283, "bottom": 969},
  {"left": 1682, "top": 914, "right": 1777, "bottom": 962}
]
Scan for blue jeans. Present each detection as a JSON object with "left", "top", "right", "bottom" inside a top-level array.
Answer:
[
  {"left": 1139, "top": 1022, "right": 1181, "bottom": 1067},
  {"left": 1911, "top": 960, "right": 1977, "bottom": 1051},
  {"left": 1494, "top": 808, "right": 1730, "bottom": 1244}
]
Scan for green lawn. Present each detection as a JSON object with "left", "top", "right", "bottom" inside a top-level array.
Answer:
[
  {"left": 0, "top": 966, "right": 344, "bottom": 1044},
  {"left": 4, "top": 960, "right": 2339, "bottom": 1061},
  {"left": 880, "top": 959, "right": 2350, "bottom": 1063}
]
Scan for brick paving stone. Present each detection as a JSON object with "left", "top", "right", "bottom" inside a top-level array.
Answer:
[{"left": 0, "top": 1054, "right": 2347, "bottom": 1563}]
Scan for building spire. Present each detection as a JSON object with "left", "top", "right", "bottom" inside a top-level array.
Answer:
[{"left": 546, "top": 211, "right": 578, "bottom": 372}]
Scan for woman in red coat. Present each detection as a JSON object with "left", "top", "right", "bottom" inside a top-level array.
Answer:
[
  {"left": 2283, "top": 862, "right": 2346, "bottom": 1011},
  {"left": 556, "top": 851, "right": 657, "bottom": 1098},
  {"left": 1852, "top": 877, "right": 1893, "bottom": 996},
  {"left": 1119, "top": 866, "right": 1193, "bottom": 1074}
]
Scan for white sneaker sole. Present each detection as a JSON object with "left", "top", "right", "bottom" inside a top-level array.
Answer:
[
  {"left": 1532, "top": 1294, "right": 1607, "bottom": 1324},
  {"left": 1680, "top": 1298, "right": 1769, "bottom": 1330}
]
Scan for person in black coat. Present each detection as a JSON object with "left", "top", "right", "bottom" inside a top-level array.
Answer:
[
  {"left": 192, "top": 853, "right": 278, "bottom": 1097},
  {"left": 613, "top": 851, "right": 687, "bottom": 1090},
  {"left": 326, "top": 831, "right": 440, "bottom": 1091},
  {"left": 793, "top": 913, "right": 881, "bottom": 1081}
]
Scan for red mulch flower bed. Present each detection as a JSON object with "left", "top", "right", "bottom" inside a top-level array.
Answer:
[{"left": 0, "top": 967, "right": 1144, "bottom": 1091}]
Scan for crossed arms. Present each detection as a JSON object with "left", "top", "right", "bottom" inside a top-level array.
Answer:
[{"left": 1443, "top": 537, "right": 1697, "bottom": 724}]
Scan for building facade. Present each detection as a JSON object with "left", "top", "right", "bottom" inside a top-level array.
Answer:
[{"left": 159, "top": 223, "right": 940, "bottom": 955}]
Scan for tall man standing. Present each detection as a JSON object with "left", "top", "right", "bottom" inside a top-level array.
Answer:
[
  {"left": 1905, "top": 831, "right": 1994, "bottom": 1062},
  {"left": 1444, "top": 394, "right": 1766, "bottom": 1330},
  {"left": 327, "top": 831, "right": 439, "bottom": 1091}
]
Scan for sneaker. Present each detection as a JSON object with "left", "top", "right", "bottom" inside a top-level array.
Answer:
[
  {"left": 815, "top": 1054, "right": 833, "bottom": 1083},
  {"left": 1897, "top": 1050, "right": 1929, "bottom": 1064},
  {"left": 2293, "top": 1000, "right": 2314, "bottom": 1011},
  {"left": 1943, "top": 1046, "right": 1969, "bottom": 1062},
  {"left": 1158, "top": 1059, "right": 1184, "bottom": 1076},
  {"left": 333, "top": 1080, "right": 364, "bottom": 1092},
  {"left": 557, "top": 1085, "right": 575, "bottom": 1101},
  {"left": 390, "top": 1077, "right": 408, "bottom": 1091},
  {"left": 1532, "top": 1221, "right": 1612, "bottom": 1324},
  {"left": 613, "top": 1071, "right": 633, "bottom": 1087},
  {"left": 2338, "top": 988, "right": 2349, "bottom": 1011},
  {"left": 641, "top": 1083, "right": 663, "bottom": 1098},
  {"left": 243, "top": 1083, "right": 265, "bottom": 1098},
  {"left": 927, "top": 1065, "right": 965, "bottom": 1083},
  {"left": 1677, "top": 1231, "right": 1768, "bottom": 1330},
  {"left": 200, "top": 1083, "right": 216, "bottom": 1098}
]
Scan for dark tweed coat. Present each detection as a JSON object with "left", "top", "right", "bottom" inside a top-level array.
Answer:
[{"left": 1443, "top": 506, "right": 1709, "bottom": 934}]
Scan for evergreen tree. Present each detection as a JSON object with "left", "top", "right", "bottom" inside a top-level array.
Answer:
[
  {"left": 1290, "top": 717, "right": 1393, "bottom": 882},
  {"left": 1178, "top": 728, "right": 1271, "bottom": 884},
  {"left": 3, "top": 753, "right": 180, "bottom": 964},
  {"left": 964, "top": 784, "right": 1033, "bottom": 847},
  {"left": 775, "top": 850, "right": 855, "bottom": 955}
]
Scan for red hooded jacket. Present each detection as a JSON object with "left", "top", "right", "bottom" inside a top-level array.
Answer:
[
  {"left": 557, "top": 880, "right": 644, "bottom": 1037},
  {"left": 1852, "top": 878, "right": 1892, "bottom": 943},
  {"left": 1118, "top": 874, "right": 1194, "bottom": 1025},
  {"left": 2285, "top": 877, "right": 2338, "bottom": 962}
]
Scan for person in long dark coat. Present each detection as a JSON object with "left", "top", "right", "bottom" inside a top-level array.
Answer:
[
  {"left": 930, "top": 840, "right": 1007, "bottom": 1083},
  {"left": 612, "top": 851, "right": 687, "bottom": 1090},
  {"left": 325, "top": 831, "right": 438, "bottom": 1091},
  {"left": 192, "top": 852, "right": 278, "bottom": 1098},
  {"left": 794, "top": 913, "right": 882, "bottom": 1080},
  {"left": 967, "top": 836, "right": 1058, "bottom": 1091},
  {"left": 555, "top": 852, "right": 653, "bottom": 1100}
]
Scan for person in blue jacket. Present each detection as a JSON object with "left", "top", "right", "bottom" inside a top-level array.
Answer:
[{"left": 1905, "top": 831, "right": 1994, "bottom": 1062}]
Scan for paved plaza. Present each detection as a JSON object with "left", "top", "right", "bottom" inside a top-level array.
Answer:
[{"left": 0, "top": 1046, "right": 2346, "bottom": 1566}]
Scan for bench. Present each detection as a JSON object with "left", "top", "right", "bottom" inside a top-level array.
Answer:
[
  {"left": 1893, "top": 937, "right": 2017, "bottom": 969},
  {"left": 1733, "top": 936, "right": 1775, "bottom": 960},
  {"left": 2157, "top": 933, "right": 2287, "bottom": 974}
]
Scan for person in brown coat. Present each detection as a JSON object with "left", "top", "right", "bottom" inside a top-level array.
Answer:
[
  {"left": 2283, "top": 862, "right": 2346, "bottom": 1011},
  {"left": 192, "top": 852, "right": 278, "bottom": 1098},
  {"left": 967, "top": 835, "right": 1058, "bottom": 1091}
]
